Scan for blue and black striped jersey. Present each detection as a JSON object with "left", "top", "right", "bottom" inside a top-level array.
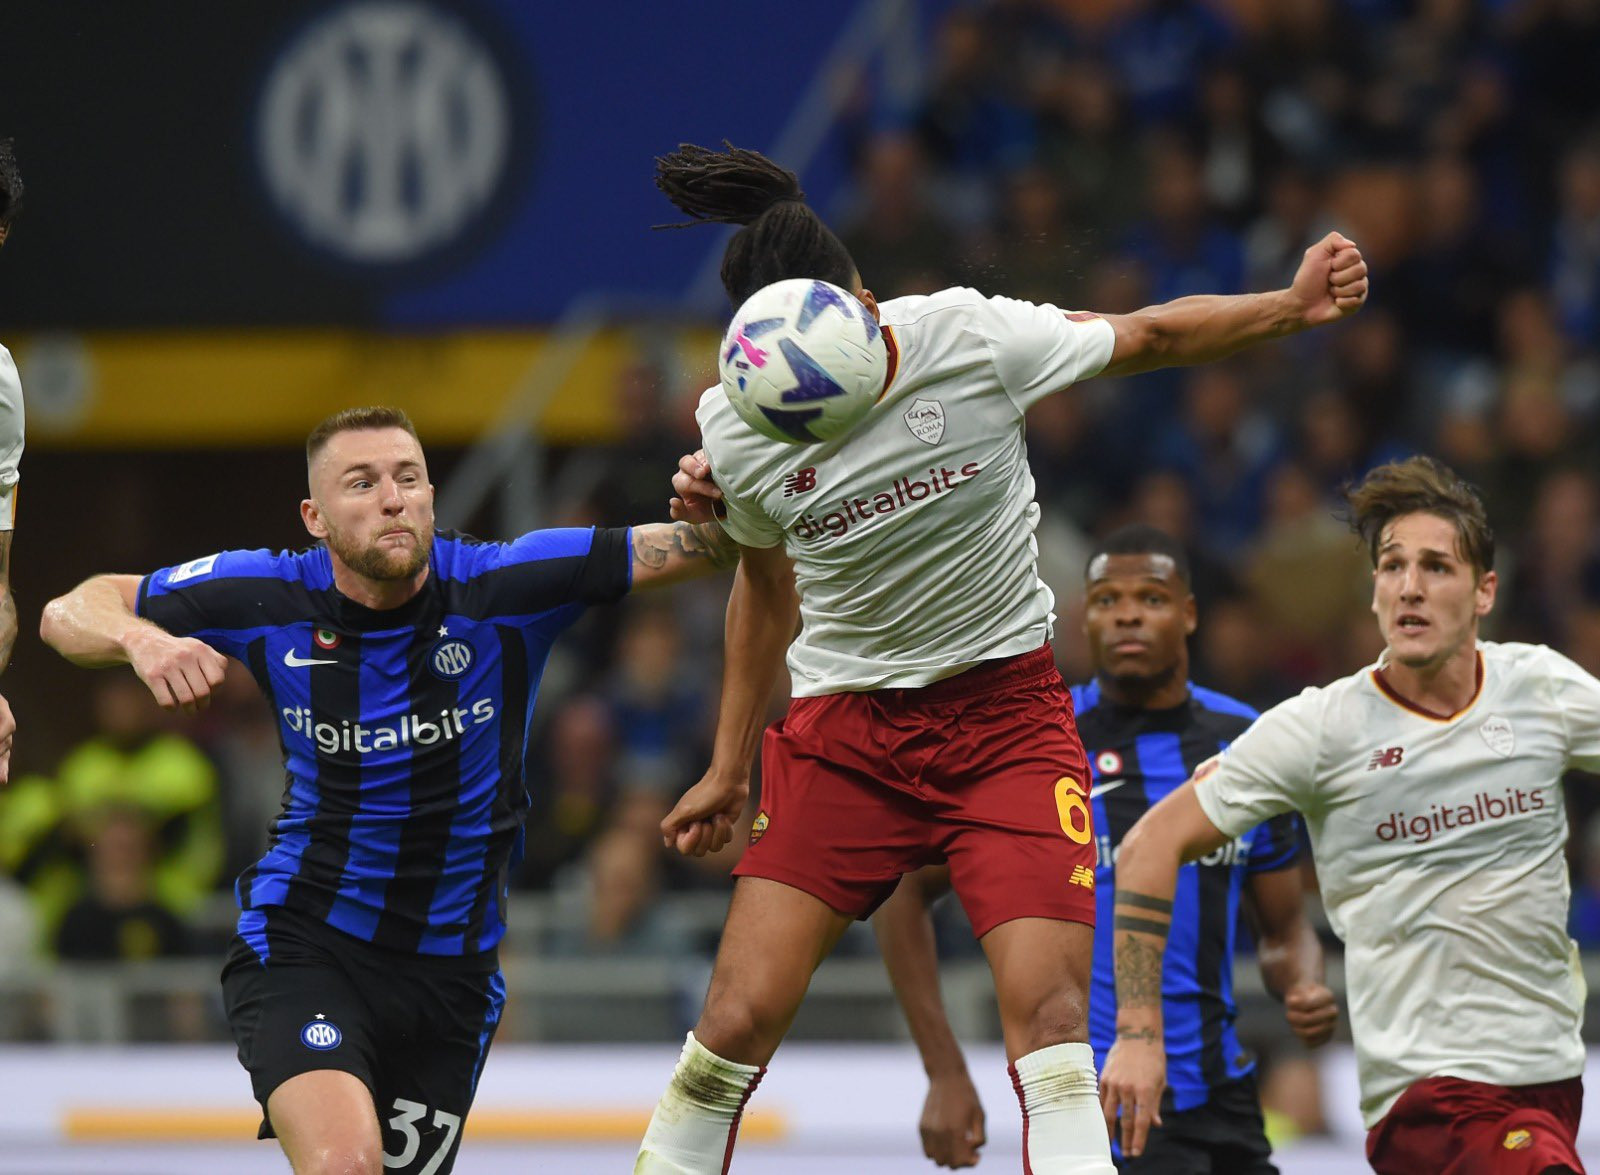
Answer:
[
  {"left": 138, "top": 527, "right": 632, "bottom": 958},
  {"left": 1071, "top": 679, "right": 1301, "bottom": 1112}
]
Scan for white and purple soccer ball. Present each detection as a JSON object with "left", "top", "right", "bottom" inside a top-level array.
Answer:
[{"left": 718, "top": 278, "right": 888, "bottom": 444}]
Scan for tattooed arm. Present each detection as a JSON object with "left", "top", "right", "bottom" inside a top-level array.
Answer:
[
  {"left": 0, "top": 532, "right": 13, "bottom": 783},
  {"left": 0, "top": 531, "right": 14, "bottom": 673},
  {"left": 1099, "top": 781, "right": 1233, "bottom": 1157},
  {"left": 627, "top": 519, "right": 740, "bottom": 589}
]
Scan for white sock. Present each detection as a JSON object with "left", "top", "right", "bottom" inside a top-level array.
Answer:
[
  {"left": 1008, "top": 1042, "right": 1116, "bottom": 1174},
  {"left": 635, "top": 1032, "right": 765, "bottom": 1174}
]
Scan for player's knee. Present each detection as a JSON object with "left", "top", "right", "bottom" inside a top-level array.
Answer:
[
  {"left": 296, "top": 1142, "right": 384, "bottom": 1175},
  {"left": 1015, "top": 987, "right": 1089, "bottom": 1055},
  {"left": 694, "top": 997, "right": 786, "bottom": 1064}
]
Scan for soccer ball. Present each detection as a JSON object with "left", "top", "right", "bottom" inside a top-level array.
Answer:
[{"left": 718, "top": 278, "right": 888, "bottom": 444}]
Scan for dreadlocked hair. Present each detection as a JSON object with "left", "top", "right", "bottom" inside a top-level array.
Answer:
[
  {"left": 654, "top": 140, "right": 858, "bottom": 308},
  {"left": 0, "top": 140, "right": 22, "bottom": 243}
]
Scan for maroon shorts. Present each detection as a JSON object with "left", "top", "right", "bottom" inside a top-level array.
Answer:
[
  {"left": 1366, "top": 1075, "right": 1585, "bottom": 1175},
  {"left": 732, "top": 645, "right": 1097, "bottom": 938}
]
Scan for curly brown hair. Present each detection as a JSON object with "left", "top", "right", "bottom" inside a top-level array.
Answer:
[{"left": 1344, "top": 456, "right": 1494, "bottom": 577}]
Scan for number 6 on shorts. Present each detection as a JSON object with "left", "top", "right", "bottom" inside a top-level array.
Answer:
[
  {"left": 385, "top": 1098, "right": 462, "bottom": 1175},
  {"left": 1053, "top": 775, "right": 1092, "bottom": 844}
]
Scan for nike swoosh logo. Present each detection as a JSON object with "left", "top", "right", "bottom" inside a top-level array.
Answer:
[
  {"left": 1089, "top": 779, "right": 1127, "bottom": 800},
  {"left": 283, "top": 650, "right": 338, "bottom": 668}
]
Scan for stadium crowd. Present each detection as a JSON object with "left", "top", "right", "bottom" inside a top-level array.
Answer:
[{"left": 2, "top": 1, "right": 1599, "bottom": 1076}]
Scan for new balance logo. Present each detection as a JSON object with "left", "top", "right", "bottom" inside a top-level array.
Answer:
[
  {"left": 783, "top": 467, "right": 817, "bottom": 497},
  {"left": 1068, "top": 865, "right": 1095, "bottom": 889},
  {"left": 1367, "top": 746, "right": 1405, "bottom": 771}
]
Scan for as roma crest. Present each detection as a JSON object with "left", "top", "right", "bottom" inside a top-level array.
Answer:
[{"left": 903, "top": 399, "right": 946, "bottom": 445}]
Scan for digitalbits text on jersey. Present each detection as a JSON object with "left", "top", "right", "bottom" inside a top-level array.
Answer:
[{"left": 790, "top": 462, "right": 983, "bottom": 542}]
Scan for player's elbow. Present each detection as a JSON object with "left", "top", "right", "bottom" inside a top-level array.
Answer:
[
  {"left": 1117, "top": 812, "right": 1158, "bottom": 868},
  {"left": 1105, "top": 312, "right": 1175, "bottom": 377},
  {"left": 38, "top": 578, "right": 100, "bottom": 652},
  {"left": 38, "top": 594, "right": 71, "bottom": 652},
  {"left": 1119, "top": 809, "right": 1179, "bottom": 874}
]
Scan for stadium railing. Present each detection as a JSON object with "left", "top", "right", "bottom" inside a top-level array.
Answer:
[{"left": 8, "top": 892, "right": 1600, "bottom": 1046}]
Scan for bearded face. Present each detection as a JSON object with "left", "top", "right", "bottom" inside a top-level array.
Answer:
[
  {"left": 322, "top": 514, "right": 433, "bottom": 582},
  {"left": 303, "top": 426, "right": 436, "bottom": 597}
]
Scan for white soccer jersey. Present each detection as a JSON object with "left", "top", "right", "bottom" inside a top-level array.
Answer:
[
  {"left": 1194, "top": 641, "right": 1600, "bottom": 1126},
  {"left": 0, "top": 345, "right": 22, "bottom": 530},
  {"left": 699, "top": 287, "right": 1115, "bottom": 696}
]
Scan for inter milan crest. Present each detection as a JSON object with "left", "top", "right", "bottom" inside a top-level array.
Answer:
[
  {"left": 300, "top": 1014, "right": 341, "bottom": 1051},
  {"left": 430, "top": 636, "right": 474, "bottom": 680}
]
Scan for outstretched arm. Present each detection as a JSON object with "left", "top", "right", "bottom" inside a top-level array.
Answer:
[
  {"left": 1099, "top": 232, "right": 1368, "bottom": 378},
  {"left": 629, "top": 520, "right": 740, "bottom": 588},
  {"left": 1246, "top": 865, "right": 1337, "bottom": 1048},
  {"left": 40, "top": 573, "right": 227, "bottom": 713},
  {"left": 873, "top": 866, "right": 986, "bottom": 1169},
  {"left": 1100, "top": 781, "right": 1232, "bottom": 1157}
]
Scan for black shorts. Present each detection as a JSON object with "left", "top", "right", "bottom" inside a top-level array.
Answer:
[
  {"left": 1115, "top": 1073, "right": 1277, "bottom": 1174},
  {"left": 220, "top": 905, "right": 506, "bottom": 1175}
]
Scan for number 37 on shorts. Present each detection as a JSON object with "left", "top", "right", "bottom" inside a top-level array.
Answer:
[{"left": 1054, "top": 775, "right": 1092, "bottom": 844}]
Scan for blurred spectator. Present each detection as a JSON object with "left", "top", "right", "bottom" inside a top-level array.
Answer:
[
  {"left": 1122, "top": 133, "right": 1245, "bottom": 302},
  {"left": 1503, "top": 467, "right": 1600, "bottom": 645},
  {"left": 1569, "top": 810, "right": 1600, "bottom": 948},
  {"left": 1035, "top": 58, "right": 1145, "bottom": 241},
  {"left": 1571, "top": 560, "right": 1600, "bottom": 681},
  {"left": 604, "top": 600, "right": 708, "bottom": 798},
  {"left": 1151, "top": 365, "right": 1281, "bottom": 556},
  {"left": 1025, "top": 384, "right": 1121, "bottom": 528},
  {"left": 1429, "top": 58, "right": 1526, "bottom": 228},
  {"left": 914, "top": 8, "right": 1036, "bottom": 225},
  {"left": 0, "top": 873, "right": 38, "bottom": 978},
  {"left": 975, "top": 165, "right": 1097, "bottom": 308},
  {"left": 1509, "top": 0, "right": 1600, "bottom": 173},
  {"left": 1386, "top": 153, "right": 1528, "bottom": 360},
  {"left": 1244, "top": 164, "right": 1330, "bottom": 291},
  {"left": 1187, "top": 60, "right": 1281, "bottom": 226},
  {"left": 0, "top": 771, "right": 78, "bottom": 938},
  {"left": 1549, "top": 135, "right": 1600, "bottom": 346},
  {"left": 1102, "top": 0, "right": 1237, "bottom": 125},
  {"left": 55, "top": 805, "right": 189, "bottom": 962},
  {"left": 552, "top": 360, "right": 690, "bottom": 527},
  {"left": 53, "top": 804, "right": 207, "bottom": 1043},
  {"left": 1496, "top": 286, "right": 1599, "bottom": 424},
  {"left": 55, "top": 674, "right": 223, "bottom": 917},
  {"left": 1124, "top": 468, "right": 1240, "bottom": 608},
  {"left": 1245, "top": 462, "right": 1372, "bottom": 680},
  {"left": 1294, "top": 387, "right": 1407, "bottom": 499},
  {"left": 519, "top": 694, "right": 621, "bottom": 889},
  {"left": 1241, "top": 0, "right": 1364, "bottom": 165},
  {"left": 1191, "top": 593, "right": 1298, "bottom": 712},
  {"left": 547, "top": 814, "right": 686, "bottom": 958},
  {"left": 1258, "top": 1052, "right": 1330, "bottom": 1145},
  {"left": 840, "top": 133, "right": 960, "bottom": 299},
  {"left": 192, "top": 663, "right": 286, "bottom": 887},
  {"left": 1327, "top": 309, "right": 1412, "bottom": 447}
]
